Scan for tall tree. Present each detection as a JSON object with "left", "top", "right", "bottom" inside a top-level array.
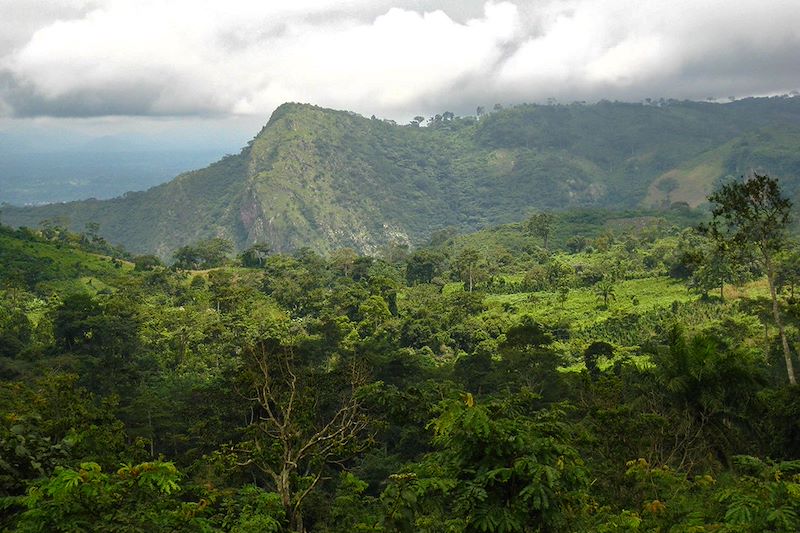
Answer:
[
  {"left": 775, "top": 243, "right": 800, "bottom": 301},
  {"left": 526, "top": 212, "right": 556, "bottom": 250},
  {"left": 454, "top": 248, "right": 483, "bottom": 293},
  {"left": 239, "top": 341, "right": 371, "bottom": 532},
  {"left": 705, "top": 173, "right": 796, "bottom": 385}
]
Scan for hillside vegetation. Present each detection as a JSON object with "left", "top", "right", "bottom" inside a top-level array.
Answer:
[
  {"left": 4, "top": 96, "right": 800, "bottom": 259},
  {"left": 3, "top": 183, "right": 800, "bottom": 530}
]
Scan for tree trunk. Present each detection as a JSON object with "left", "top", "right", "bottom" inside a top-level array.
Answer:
[
  {"left": 767, "top": 259, "right": 797, "bottom": 385},
  {"left": 278, "top": 468, "right": 296, "bottom": 531},
  {"left": 290, "top": 511, "right": 304, "bottom": 533},
  {"left": 720, "top": 283, "right": 724, "bottom": 301}
]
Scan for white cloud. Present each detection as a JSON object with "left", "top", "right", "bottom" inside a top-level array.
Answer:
[
  {"left": 496, "top": 0, "right": 800, "bottom": 102},
  {"left": 1, "top": 0, "right": 799, "bottom": 121}
]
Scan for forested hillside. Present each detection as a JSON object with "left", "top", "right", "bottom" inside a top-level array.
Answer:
[
  {"left": 3, "top": 173, "right": 800, "bottom": 530},
  {"left": 4, "top": 96, "right": 800, "bottom": 259}
]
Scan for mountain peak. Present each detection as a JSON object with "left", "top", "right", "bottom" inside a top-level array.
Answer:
[{"left": 4, "top": 97, "right": 800, "bottom": 259}]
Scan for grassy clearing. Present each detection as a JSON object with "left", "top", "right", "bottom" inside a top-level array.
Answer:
[{"left": 485, "top": 276, "right": 696, "bottom": 329}]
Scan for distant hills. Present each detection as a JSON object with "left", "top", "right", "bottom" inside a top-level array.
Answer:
[
  {"left": 3, "top": 96, "right": 800, "bottom": 259},
  {"left": 0, "top": 149, "right": 227, "bottom": 205}
]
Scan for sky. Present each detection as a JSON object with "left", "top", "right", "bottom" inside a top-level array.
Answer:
[{"left": 1, "top": 0, "right": 800, "bottom": 150}]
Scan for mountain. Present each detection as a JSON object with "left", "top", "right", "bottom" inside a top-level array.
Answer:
[{"left": 3, "top": 96, "right": 800, "bottom": 259}]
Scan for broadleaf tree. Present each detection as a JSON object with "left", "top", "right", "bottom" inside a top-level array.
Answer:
[{"left": 705, "top": 173, "right": 796, "bottom": 385}]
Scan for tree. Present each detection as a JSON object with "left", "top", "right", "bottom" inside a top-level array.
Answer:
[
  {"left": 546, "top": 258, "right": 573, "bottom": 289},
  {"left": 382, "top": 394, "right": 587, "bottom": 532},
  {"left": 238, "top": 340, "right": 371, "bottom": 532},
  {"left": 405, "top": 250, "right": 445, "bottom": 285},
  {"left": 705, "top": 173, "right": 796, "bottom": 385},
  {"left": 173, "top": 237, "right": 233, "bottom": 270},
  {"left": 689, "top": 240, "right": 750, "bottom": 300},
  {"left": 525, "top": 212, "right": 556, "bottom": 250},
  {"left": 132, "top": 254, "right": 163, "bottom": 272},
  {"left": 453, "top": 248, "right": 484, "bottom": 293},
  {"left": 12, "top": 461, "right": 208, "bottom": 532},
  {"left": 241, "top": 243, "right": 272, "bottom": 267},
  {"left": 330, "top": 248, "right": 359, "bottom": 278},
  {"left": 594, "top": 278, "right": 616, "bottom": 308},
  {"left": 378, "top": 240, "right": 409, "bottom": 264},
  {"left": 82, "top": 221, "right": 103, "bottom": 246},
  {"left": 557, "top": 285, "right": 570, "bottom": 309},
  {"left": 775, "top": 244, "right": 800, "bottom": 301},
  {"left": 565, "top": 235, "right": 587, "bottom": 254},
  {"left": 53, "top": 293, "right": 142, "bottom": 395},
  {"left": 0, "top": 305, "right": 32, "bottom": 357},
  {"left": 649, "top": 329, "right": 767, "bottom": 467},
  {"left": 39, "top": 217, "right": 69, "bottom": 242},
  {"left": 583, "top": 341, "right": 613, "bottom": 380}
]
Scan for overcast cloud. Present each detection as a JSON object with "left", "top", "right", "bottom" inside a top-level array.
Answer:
[{"left": 1, "top": 0, "right": 800, "bottom": 124}]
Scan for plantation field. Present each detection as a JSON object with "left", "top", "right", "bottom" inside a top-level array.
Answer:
[{"left": 485, "top": 276, "right": 694, "bottom": 329}]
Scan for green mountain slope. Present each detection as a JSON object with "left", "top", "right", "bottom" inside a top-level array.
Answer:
[
  {"left": 4, "top": 97, "right": 800, "bottom": 259},
  {"left": 644, "top": 125, "right": 800, "bottom": 207},
  {"left": 0, "top": 225, "right": 132, "bottom": 294}
]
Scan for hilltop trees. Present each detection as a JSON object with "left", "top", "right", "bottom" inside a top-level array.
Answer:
[
  {"left": 705, "top": 173, "right": 796, "bottom": 384},
  {"left": 173, "top": 237, "right": 233, "bottom": 270}
]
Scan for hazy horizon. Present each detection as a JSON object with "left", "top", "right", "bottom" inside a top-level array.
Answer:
[{"left": 3, "top": 1, "right": 800, "bottom": 204}]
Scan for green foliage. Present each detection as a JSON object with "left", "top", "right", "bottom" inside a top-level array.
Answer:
[
  {"left": 384, "top": 394, "right": 587, "bottom": 532},
  {"left": 174, "top": 237, "right": 234, "bottom": 269},
  {"left": 406, "top": 249, "right": 446, "bottom": 285},
  {"left": 221, "top": 485, "right": 285, "bottom": 532},
  {"left": 707, "top": 173, "right": 792, "bottom": 259},
  {"left": 240, "top": 242, "right": 272, "bottom": 267},
  {"left": 0, "top": 304, "right": 32, "bottom": 357},
  {"left": 0, "top": 225, "right": 129, "bottom": 294},
  {"left": 589, "top": 455, "right": 800, "bottom": 532},
  {"left": 706, "top": 173, "right": 796, "bottom": 384},
  {"left": 3, "top": 195, "right": 800, "bottom": 532},
  {"left": 593, "top": 278, "right": 617, "bottom": 308},
  {"left": 525, "top": 212, "right": 556, "bottom": 249},
  {"left": 132, "top": 254, "right": 163, "bottom": 271},
  {"left": 11, "top": 461, "right": 210, "bottom": 532}
]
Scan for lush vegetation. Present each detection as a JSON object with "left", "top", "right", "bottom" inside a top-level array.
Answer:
[
  {"left": 4, "top": 96, "right": 800, "bottom": 259},
  {"left": 3, "top": 175, "right": 800, "bottom": 531}
]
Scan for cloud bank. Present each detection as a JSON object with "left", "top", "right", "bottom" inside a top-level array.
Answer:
[{"left": 2, "top": 0, "right": 800, "bottom": 121}]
